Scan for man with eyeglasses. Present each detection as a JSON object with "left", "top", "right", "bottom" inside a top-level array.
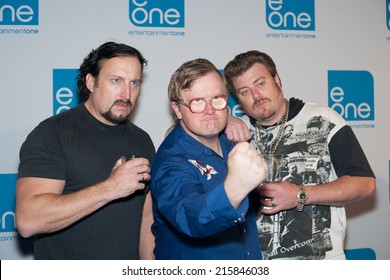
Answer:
[{"left": 150, "top": 58, "right": 268, "bottom": 259}]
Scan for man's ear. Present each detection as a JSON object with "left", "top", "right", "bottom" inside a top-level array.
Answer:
[
  {"left": 274, "top": 74, "right": 282, "bottom": 88},
  {"left": 171, "top": 102, "right": 183, "bottom": 120},
  {"left": 86, "top": 73, "right": 95, "bottom": 93}
]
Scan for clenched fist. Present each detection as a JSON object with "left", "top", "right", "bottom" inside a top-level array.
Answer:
[{"left": 224, "top": 142, "right": 268, "bottom": 208}]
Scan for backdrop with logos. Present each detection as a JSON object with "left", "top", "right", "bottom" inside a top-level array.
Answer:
[{"left": 1, "top": 0, "right": 389, "bottom": 259}]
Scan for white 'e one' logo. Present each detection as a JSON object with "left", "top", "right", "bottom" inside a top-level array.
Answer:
[
  {"left": 55, "top": 87, "right": 74, "bottom": 114},
  {"left": 267, "top": 0, "right": 312, "bottom": 29},
  {"left": 130, "top": 0, "right": 180, "bottom": 26},
  {"left": 330, "top": 87, "right": 371, "bottom": 119},
  {"left": 0, "top": 4, "right": 34, "bottom": 23}
]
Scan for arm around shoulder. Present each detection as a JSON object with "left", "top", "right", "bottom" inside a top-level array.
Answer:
[{"left": 224, "top": 115, "right": 251, "bottom": 143}]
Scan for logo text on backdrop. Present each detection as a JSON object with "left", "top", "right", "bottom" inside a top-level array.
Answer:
[
  {"left": 53, "top": 69, "right": 79, "bottom": 115},
  {"left": 328, "top": 70, "right": 375, "bottom": 129},
  {"left": 0, "top": 174, "right": 17, "bottom": 240},
  {"left": 128, "top": 0, "right": 185, "bottom": 37},
  {"left": 0, "top": 0, "right": 39, "bottom": 35},
  {"left": 265, "top": 0, "right": 316, "bottom": 39}
]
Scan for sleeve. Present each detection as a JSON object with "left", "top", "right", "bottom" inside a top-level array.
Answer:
[
  {"left": 18, "top": 119, "right": 66, "bottom": 180},
  {"left": 151, "top": 156, "right": 249, "bottom": 238},
  {"left": 329, "top": 125, "right": 375, "bottom": 178}
]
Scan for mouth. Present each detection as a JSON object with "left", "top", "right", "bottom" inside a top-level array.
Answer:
[
  {"left": 114, "top": 100, "right": 132, "bottom": 111},
  {"left": 253, "top": 98, "right": 270, "bottom": 110},
  {"left": 201, "top": 115, "right": 221, "bottom": 123}
]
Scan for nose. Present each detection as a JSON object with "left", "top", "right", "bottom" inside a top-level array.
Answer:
[
  {"left": 251, "top": 86, "right": 262, "bottom": 99},
  {"left": 203, "top": 100, "right": 216, "bottom": 114},
  {"left": 120, "top": 85, "right": 131, "bottom": 100}
]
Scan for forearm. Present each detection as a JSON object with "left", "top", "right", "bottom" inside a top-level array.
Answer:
[
  {"left": 16, "top": 180, "right": 112, "bottom": 237},
  {"left": 157, "top": 184, "right": 244, "bottom": 238},
  {"left": 306, "top": 175, "right": 376, "bottom": 207},
  {"left": 224, "top": 181, "right": 249, "bottom": 209}
]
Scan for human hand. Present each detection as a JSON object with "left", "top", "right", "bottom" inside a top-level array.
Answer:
[
  {"left": 224, "top": 115, "right": 251, "bottom": 143},
  {"left": 225, "top": 142, "right": 268, "bottom": 207},
  {"left": 259, "top": 181, "right": 300, "bottom": 214},
  {"left": 105, "top": 157, "right": 151, "bottom": 200}
]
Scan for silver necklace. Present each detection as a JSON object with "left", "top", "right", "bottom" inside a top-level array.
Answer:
[{"left": 254, "top": 99, "right": 289, "bottom": 156}]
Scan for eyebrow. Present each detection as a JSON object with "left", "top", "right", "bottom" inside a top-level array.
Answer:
[{"left": 237, "top": 77, "right": 265, "bottom": 91}]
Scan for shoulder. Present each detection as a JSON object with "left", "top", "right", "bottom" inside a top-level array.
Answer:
[
  {"left": 155, "top": 125, "right": 193, "bottom": 158},
  {"left": 126, "top": 121, "right": 153, "bottom": 140},
  {"left": 22, "top": 105, "right": 89, "bottom": 150},
  {"left": 302, "top": 102, "right": 345, "bottom": 120},
  {"left": 297, "top": 102, "right": 347, "bottom": 131},
  {"left": 30, "top": 105, "right": 87, "bottom": 135},
  {"left": 153, "top": 125, "right": 203, "bottom": 169}
]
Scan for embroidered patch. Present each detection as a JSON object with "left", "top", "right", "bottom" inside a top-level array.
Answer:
[{"left": 188, "top": 159, "right": 218, "bottom": 180}]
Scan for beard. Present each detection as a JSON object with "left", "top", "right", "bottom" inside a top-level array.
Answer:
[{"left": 101, "top": 100, "right": 132, "bottom": 125}]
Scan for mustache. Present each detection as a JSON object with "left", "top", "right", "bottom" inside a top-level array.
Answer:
[
  {"left": 113, "top": 100, "right": 132, "bottom": 108},
  {"left": 253, "top": 97, "right": 270, "bottom": 107}
]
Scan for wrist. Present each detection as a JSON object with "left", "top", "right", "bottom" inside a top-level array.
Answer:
[{"left": 296, "top": 185, "right": 308, "bottom": 212}]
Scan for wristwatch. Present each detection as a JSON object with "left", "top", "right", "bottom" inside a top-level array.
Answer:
[{"left": 296, "top": 185, "right": 308, "bottom": 212}]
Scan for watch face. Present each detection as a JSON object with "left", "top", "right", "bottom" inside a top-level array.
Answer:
[{"left": 299, "top": 192, "right": 307, "bottom": 200}]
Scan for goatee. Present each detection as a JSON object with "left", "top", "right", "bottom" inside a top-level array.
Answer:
[{"left": 101, "top": 100, "right": 132, "bottom": 124}]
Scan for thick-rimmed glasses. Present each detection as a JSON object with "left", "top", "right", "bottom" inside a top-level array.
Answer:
[{"left": 178, "top": 95, "right": 228, "bottom": 114}]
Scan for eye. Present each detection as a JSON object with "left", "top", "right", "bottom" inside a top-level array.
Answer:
[
  {"left": 256, "top": 81, "right": 265, "bottom": 88},
  {"left": 112, "top": 77, "right": 121, "bottom": 84},
  {"left": 130, "top": 80, "right": 141, "bottom": 88},
  {"left": 213, "top": 96, "right": 223, "bottom": 101},
  {"left": 238, "top": 89, "right": 249, "bottom": 96},
  {"left": 191, "top": 98, "right": 204, "bottom": 104}
]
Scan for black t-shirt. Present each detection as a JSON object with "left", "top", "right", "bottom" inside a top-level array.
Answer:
[{"left": 18, "top": 104, "right": 155, "bottom": 259}]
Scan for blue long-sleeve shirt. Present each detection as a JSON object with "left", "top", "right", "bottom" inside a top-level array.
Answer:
[{"left": 150, "top": 124, "right": 261, "bottom": 260}]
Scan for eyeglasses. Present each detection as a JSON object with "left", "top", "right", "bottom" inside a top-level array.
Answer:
[{"left": 178, "top": 95, "right": 228, "bottom": 114}]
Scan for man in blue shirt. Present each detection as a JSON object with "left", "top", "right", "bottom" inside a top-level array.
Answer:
[{"left": 150, "top": 58, "right": 268, "bottom": 259}]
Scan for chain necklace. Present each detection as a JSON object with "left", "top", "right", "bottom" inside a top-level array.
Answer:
[{"left": 254, "top": 99, "right": 289, "bottom": 156}]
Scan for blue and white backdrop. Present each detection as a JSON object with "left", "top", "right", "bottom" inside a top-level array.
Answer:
[{"left": 1, "top": 0, "right": 389, "bottom": 259}]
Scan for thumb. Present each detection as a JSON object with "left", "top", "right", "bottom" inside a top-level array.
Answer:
[{"left": 113, "top": 157, "right": 124, "bottom": 169}]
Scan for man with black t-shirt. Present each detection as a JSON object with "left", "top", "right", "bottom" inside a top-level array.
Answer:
[{"left": 16, "top": 42, "right": 155, "bottom": 260}]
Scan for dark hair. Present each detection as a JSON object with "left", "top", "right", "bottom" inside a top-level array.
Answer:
[
  {"left": 223, "top": 50, "right": 280, "bottom": 97},
  {"left": 77, "top": 42, "right": 148, "bottom": 102}
]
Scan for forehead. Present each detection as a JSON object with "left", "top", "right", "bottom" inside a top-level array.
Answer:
[
  {"left": 233, "top": 63, "right": 272, "bottom": 85},
  {"left": 100, "top": 56, "right": 142, "bottom": 76},
  {"left": 182, "top": 71, "right": 226, "bottom": 98}
]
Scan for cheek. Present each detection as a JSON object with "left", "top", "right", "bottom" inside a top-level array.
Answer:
[
  {"left": 238, "top": 98, "right": 253, "bottom": 111},
  {"left": 130, "top": 90, "right": 141, "bottom": 101}
]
